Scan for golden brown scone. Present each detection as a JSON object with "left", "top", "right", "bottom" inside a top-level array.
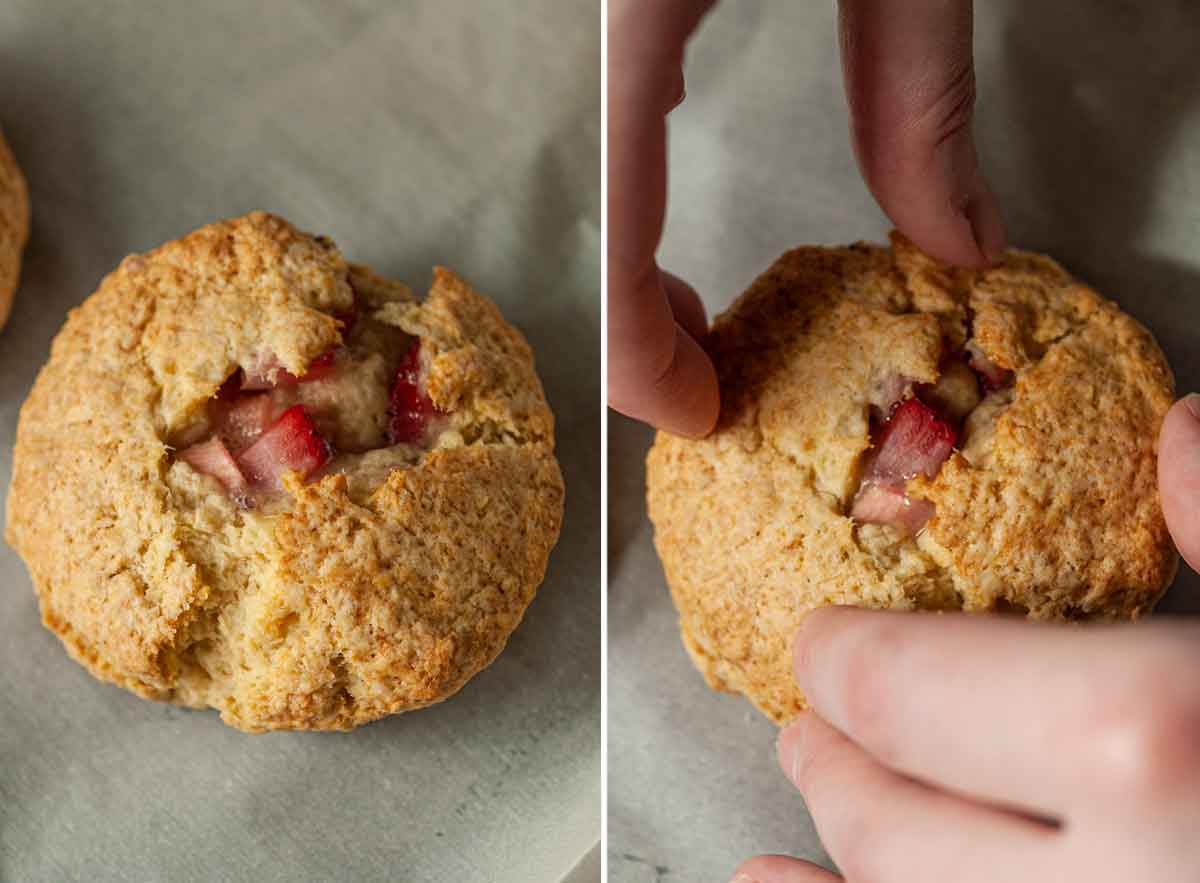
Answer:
[
  {"left": 0, "top": 126, "right": 29, "bottom": 328},
  {"left": 646, "top": 233, "right": 1177, "bottom": 724},
  {"left": 7, "top": 212, "right": 564, "bottom": 732}
]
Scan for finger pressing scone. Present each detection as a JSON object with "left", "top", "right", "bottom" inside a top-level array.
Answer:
[
  {"left": 6, "top": 212, "right": 564, "bottom": 732},
  {"left": 646, "top": 233, "right": 1177, "bottom": 724},
  {"left": 0, "top": 126, "right": 29, "bottom": 329}
]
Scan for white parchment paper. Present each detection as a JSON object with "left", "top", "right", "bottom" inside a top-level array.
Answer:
[
  {"left": 608, "top": 1, "right": 1200, "bottom": 879},
  {"left": 0, "top": 2, "right": 599, "bottom": 881}
]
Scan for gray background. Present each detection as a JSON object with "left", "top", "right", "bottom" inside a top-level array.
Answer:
[
  {"left": 0, "top": 2, "right": 599, "bottom": 882},
  {"left": 608, "top": 1, "right": 1200, "bottom": 880}
]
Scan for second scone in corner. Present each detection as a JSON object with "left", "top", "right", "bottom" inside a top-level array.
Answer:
[
  {"left": 6, "top": 211, "right": 565, "bottom": 732},
  {"left": 646, "top": 232, "right": 1177, "bottom": 724},
  {"left": 0, "top": 126, "right": 29, "bottom": 329}
]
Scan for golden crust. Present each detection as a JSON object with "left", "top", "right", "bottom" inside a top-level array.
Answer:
[
  {"left": 0, "top": 127, "right": 29, "bottom": 329},
  {"left": 6, "top": 212, "right": 564, "bottom": 732},
  {"left": 646, "top": 233, "right": 1177, "bottom": 724}
]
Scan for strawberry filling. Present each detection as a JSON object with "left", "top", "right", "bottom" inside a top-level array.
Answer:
[
  {"left": 178, "top": 437, "right": 248, "bottom": 498},
  {"left": 175, "top": 324, "right": 447, "bottom": 506},
  {"left": 387, "top": 339, "right": 441, "bottom": 445},
  {"left": 236, "top": 405, "right": 331, "bottom": 490},
  {"left": 242, "top": 348, "right": 339, "bottom": 390},
  {"left": 215, "top": 393, "right": 275, "bottom": 453},
  {"left": 850, "top": 398, "right": 957, "bottom": 535},
  {"left": 965, "top": 341, "right": 1012, "bottom": 391}
]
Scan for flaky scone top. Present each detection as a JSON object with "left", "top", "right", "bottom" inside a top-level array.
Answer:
[
  {"left": 8, "top": 212, "right": 564, "bottom": 731},
  {"left": 647, "top": 233, "right": 1176, "bottom": 723}
]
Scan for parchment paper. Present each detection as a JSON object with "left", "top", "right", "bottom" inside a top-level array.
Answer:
[
  {"left": 0, "top": 2, "right": 599, "bottom": 881},
  {"left": 608, "top": 1, "right": 1200, "bottom": 879}
]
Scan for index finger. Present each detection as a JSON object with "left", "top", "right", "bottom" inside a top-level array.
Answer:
[{"left": 608, "top": 0, "right": 719, "bottom": 437}]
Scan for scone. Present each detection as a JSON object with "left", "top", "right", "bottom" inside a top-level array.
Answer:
[
  {"left": 0, "top": 126, "right": 29, "bottom": 328},
  {"left": 7, "top": 212, "right": 564, "bottom": 732},
  {"left": 646, "top": 233, "right": 1177, "bottom": 723}
]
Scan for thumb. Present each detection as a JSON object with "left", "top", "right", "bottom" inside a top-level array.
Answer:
[{"left": 1158, "top": 395, "right": 1200, "bottom": 571}]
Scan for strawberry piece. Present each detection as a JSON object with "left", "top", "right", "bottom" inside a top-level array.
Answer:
[
  {"left": 236, "top": 405, "right": 331, "bottom": 489},
  {"left": 242, "top": 349, "right": 338, "bottom": 389},
  {"left": 868, "top": 398, "right": 957, "bottom": 483},
  {"left": 850, "top": 481, "right": 935, "bottom": 535},
  {"left": 217, "top": 393, "right": 275, "bottom": 453},
  {"left": 388, "top": 339, "right": 440, "bottom": 445},
  {"left": 178, "top": 438, "right": 248, "bottom": 496},
  {"left": 965, "top": 341, "right": 1012, "bottom": 391}
]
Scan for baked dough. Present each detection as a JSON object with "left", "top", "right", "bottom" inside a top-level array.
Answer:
[
  {"left": 0, "top": 126, "right": 29, "bottom": 329},
  {"left": 647, "top": 233, "right": 1177, "bottom": 723},
  {"left": 8, "top": 212, "right": 564, "bottom": 732}
]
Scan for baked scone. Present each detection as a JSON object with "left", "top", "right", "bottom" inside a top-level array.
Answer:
[
  {"left": 0, "top": 126, "right": 29, "bottom": 329},
  {"left": 7, "top": 212, "right": 564, "bottom": 732},
  {"left": 646, "top": 233, "right": 1177, "bottom": 723}
]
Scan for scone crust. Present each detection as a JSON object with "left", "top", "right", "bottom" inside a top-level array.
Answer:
[
  {"left": 0, "top": 127, "right": 29, "bottom": 328},
  {"left": 7, "top": 212, "right": 564, "bottom": 732},
  {"left": 646, "top": 234, "right": 1176, "bottom": 723}
]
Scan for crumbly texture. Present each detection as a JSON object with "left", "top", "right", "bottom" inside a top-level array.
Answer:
[
  {"left": 0, "top": 127, "right": 29, "bottom": 329},
  {"left": 646, "top": 233, "right": 1177, "bottom": 724},
  {"left": 7, "top": 212, "right": 564, "bottom": 732}
]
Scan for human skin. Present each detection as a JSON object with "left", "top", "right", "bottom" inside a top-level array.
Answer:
[
  {"left": 609, "top": 2, "right": 1200, "bottom": 880},
  {"left": 607, "top": 0, "right": 1005, "bottom": 437}
]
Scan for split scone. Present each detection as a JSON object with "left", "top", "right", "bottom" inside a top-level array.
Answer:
[
  {"left": 8, "top": 212, "right": 564, "bottom": 732},
  {"left": 646, "top": 233, "right": 1177, "bottom": 723},
  {"left": 0, "top": 126, "right": 29, "bottom": 328}
]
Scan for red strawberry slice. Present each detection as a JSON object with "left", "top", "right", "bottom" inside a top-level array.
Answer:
[
  {"left": 965, "top": 341, "right": 1012, "bottom": 391},
  {"left": 217, "top": 393, "right": 275, "bottom": 453},
  {"left": 388, "top": 339, "right": 440, "bottom": 445},
  {"left": 850, "top": 481, "right": 935, "bottom": 535},
  {"left": 178, "top": 438, "right": 248, "bottom": 496},
  {"left": 868, "top": 398, "right": 957, "bottom": 483},
  {"left": 236, "top": 405, "right": 331, "bottom": 489},
  {"left": 242, "top": 349, "right": 339, "bottom": 390}
]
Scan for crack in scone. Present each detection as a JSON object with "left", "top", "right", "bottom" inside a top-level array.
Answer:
[
  {"left": 646, "top": 232, "right": 1177, "bottom": 724},
  {"left": 6, "top": 212, "right": 565, "bottom": 732}
]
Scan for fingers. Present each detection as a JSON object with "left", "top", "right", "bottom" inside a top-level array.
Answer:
[
  {"left": 660, "top": 270, "right": 709, "bottom": 344},
  {"left": 608, "top": 0, "right": 720, "bottom": 437},
  {"left": 837, "top": 0, "right": 1006, "bottom": 267},
  {"left": 793, "top": 607, "right": 1200, "bottom": 818},
  {"left": 1159, "top": 394, "right": 1200, "bottom": 571},
  {"left": 775, "top": 713, "right": 1057, "bottom": 883},
  {"left": 732, "top": 854, "right": 841, "bottom": 883}
]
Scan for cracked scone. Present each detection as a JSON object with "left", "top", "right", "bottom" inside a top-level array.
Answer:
[
  {"left": 0, "top": 126, "right": 29, "bottom": 329},
  {"left": 646, "top": 232, "right": 1177, "bottom": 723},
  {"left": 7, "top": 211, "right": 564, "bottom": 732}
]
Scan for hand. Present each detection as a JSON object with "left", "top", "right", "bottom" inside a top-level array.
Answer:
[
  {"left": 733, "top": 395, "right": 1200, "bottom": 883},
  {"left": 608, "top": 0, "right": 1006, "bottom": 437}
]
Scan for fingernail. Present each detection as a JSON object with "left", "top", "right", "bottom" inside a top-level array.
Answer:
[
  {"left": 1184, "top": 393, "right": 1200, "bottom": 422},
  {"left": 667, "top": 68, "right": 686, "bottom": 113},
  {"left": 776, "top": 718, "right": 807, "bottom": 786}
]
